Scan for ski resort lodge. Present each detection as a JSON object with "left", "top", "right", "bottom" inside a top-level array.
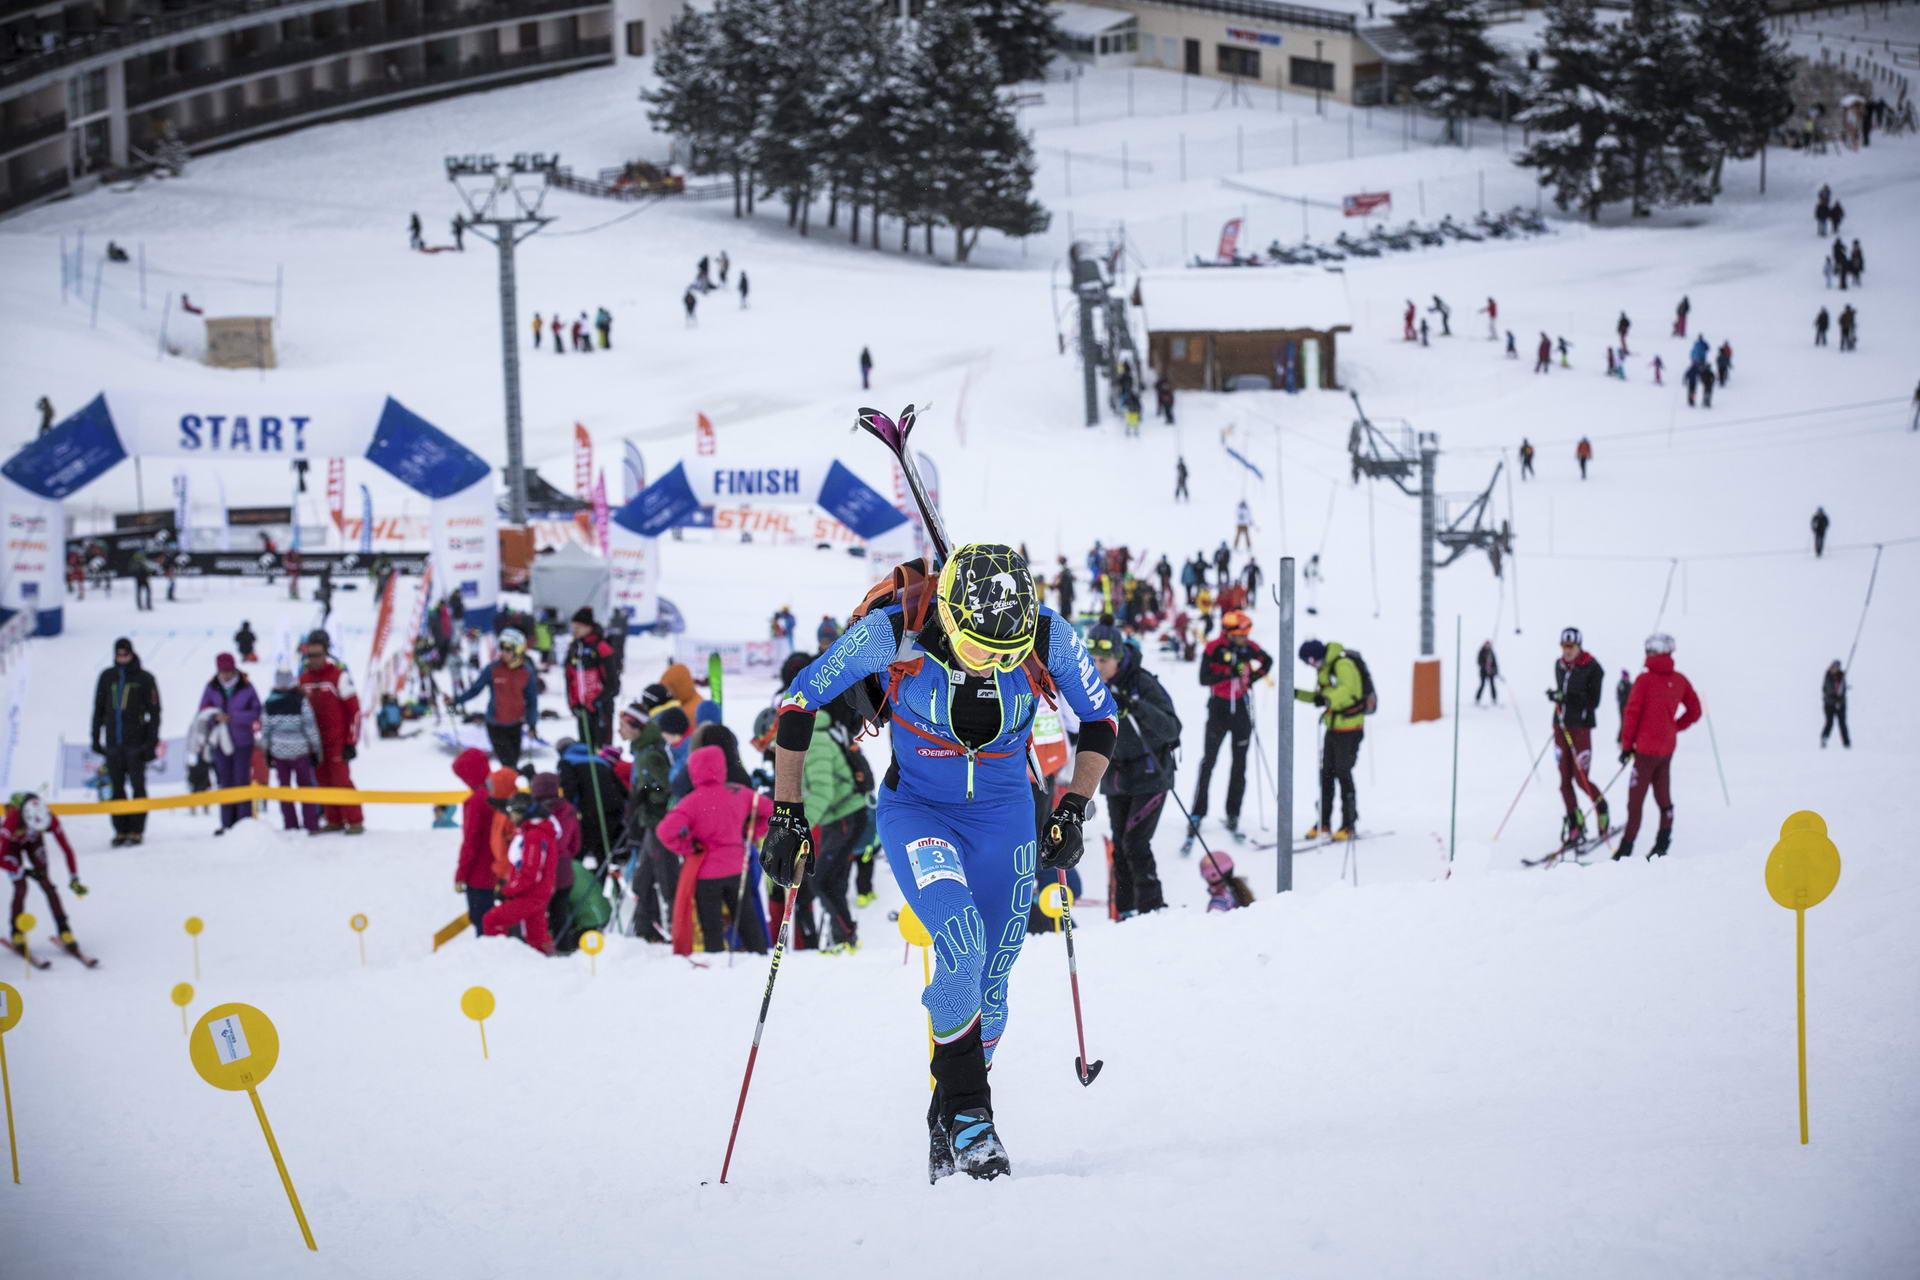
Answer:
[{"left": 1137, "top": 267, "right": 1352, "bottom": 392}]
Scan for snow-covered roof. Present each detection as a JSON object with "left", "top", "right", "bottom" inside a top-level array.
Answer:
[
  {"left": 1138, "top": 268, "right": 1352, "bottom": 334},
  {"left": 1051, "top": 3, "right": 1136, "bottom": 38}
]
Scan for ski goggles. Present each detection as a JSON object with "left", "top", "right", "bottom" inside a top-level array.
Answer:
[{"left": 949, "top": 631, "right": 1032, "bottom": 674}]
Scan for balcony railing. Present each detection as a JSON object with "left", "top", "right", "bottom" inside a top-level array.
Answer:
[
  {"left": 0, "top": 107, "right": 64, "bottom": 156},
  {"left": 165, "top": 36, "right": 608, "bottom": 147},
  {"left": 126, "top": 0, "right": 604, "bottom": 107}
]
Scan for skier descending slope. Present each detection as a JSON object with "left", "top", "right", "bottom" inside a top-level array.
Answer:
[{"left": 762, "top": 544, "right": 1117, "bottom": 1182}]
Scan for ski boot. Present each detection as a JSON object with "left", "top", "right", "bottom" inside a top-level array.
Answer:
[
  {"left": 1302, "top": 825, "right": 1327, "bottom": 840},
  {"left": 1611, "top": 837, "right": 1634, "bottom": 861},
  {"left": 1179, "top": 817, "right": 1200, "bottom": 856},
  {"left": 1223, "top": 814, "right": 1246, "bottom": 844},
  {"left": 344, "top": 823, "right": 366, "bottom": 835},
  {"left": 855, "top": 892, "right": 877, "bottom": 908},
  {"left": 1332, "top": 827, "right": 1356, "bottom": 842},
  {"left": 948, "top": 1110, "right": 1011, "bottom": 1181},
  {"left": 1646, "top": 827, "right": 1671, "bottom": 860},
  {"left": 1594, "top": 800, "right": 1611, "bottom": 836},
  {"left": 1559, "top": 813, "right": 1587, "bottom": 851},
  {"left": 927, "top": 1090, "right": 955, "bottom": 1184}
]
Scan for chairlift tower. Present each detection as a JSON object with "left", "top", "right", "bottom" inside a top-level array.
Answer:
[
  {"left": 1347, "top": 391, "right": 1515, "bottom": 720},
  {"left": 446, "top": 153, "right": 559, "bottom": 526}
]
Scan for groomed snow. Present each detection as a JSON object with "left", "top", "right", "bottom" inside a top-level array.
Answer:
[{"left": 0, "top": 53, "right": 1917, "bottom": 1280}]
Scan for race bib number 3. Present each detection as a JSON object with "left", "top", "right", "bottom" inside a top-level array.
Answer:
[{"left": 905, "top": 837, "right": 966, "bottom": 890}]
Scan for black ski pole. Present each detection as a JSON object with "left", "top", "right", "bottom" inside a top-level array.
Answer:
[
  {"left": 717, "top": 851, "right": 808, "bottom": 1184},
  {"left": 1052, "top": 868, "right": 1103, "bottom": 1086}
]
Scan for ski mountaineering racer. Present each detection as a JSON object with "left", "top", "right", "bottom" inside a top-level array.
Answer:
[{"left": 760, "top": 544, "right": 1117, "bottom": 1183}]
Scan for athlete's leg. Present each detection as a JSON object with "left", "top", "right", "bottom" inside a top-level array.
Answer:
[{"left": 881, "top": 801, "right": 991, "bottom": 1046}]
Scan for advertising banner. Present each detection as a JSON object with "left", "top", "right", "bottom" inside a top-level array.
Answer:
[
  {"left": 430, "top": 478, "right": 498, "bottom": 629},
  {"left": 1217, "top": 217, "right": 1243, "bottom": 264},
  {"left": 0, "top": 476, "right": 65, "bottom": 633},
  {"left": 672, "top": 634, "right": 787, "bottom": 676},
  {"left": 573, "top": 424, "right": 593, "bottom": 501},
  {"left": 607, "top": 518, "right": 659, "bottom": 628},
  {"left": 327, "top": 458, "right": 346, "bottom": 532}
]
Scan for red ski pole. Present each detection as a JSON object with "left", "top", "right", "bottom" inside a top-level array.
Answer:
[
  {"left": 1055, "top": 869, "right": 1104, "bottom": 1086},
  {"left": 1491, "top": 731, "right": 1555, "bottom": 841},
  {"left": 717, "top": 853, "right": 806, "bottom": 1184}
]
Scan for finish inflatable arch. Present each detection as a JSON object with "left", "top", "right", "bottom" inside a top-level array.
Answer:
[{"left": 0, "top": 392, "right": 498, "bottom": 635}]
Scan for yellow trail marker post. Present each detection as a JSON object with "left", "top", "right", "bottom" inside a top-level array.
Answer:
[
  {"left": 13, "top": 914, "right": 35, "bottom": 981},
  {"left": 187, "top": 1003, "right": 316, "bottom": 1250},
  {"left": 1, "top": 981, "right": 22, "bottom": 1183},
  {"left": 171, "top": 982, "right": 195, "bottom": 1035},
  {"left": 461, "top": 986, "right": 495, "bottom": 1060},
  {"left": 349, "top": 914, "right": 368, "bottom": 968},
  {"left": 184, "top": 917, "right": 204, "bottom": 980},
  {"left": 897, "top": 907, "right": 935, "bottom": 1091},
  {"left": 579, "top": 930, "right": 604, "bottom": 977},
  {"left": 1764, "top": 810, "right": 1841, "bottom": 1145}
]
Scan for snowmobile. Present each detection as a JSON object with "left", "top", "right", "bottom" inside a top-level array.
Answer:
[{"left": 1335, "top": 232, "right": 1382, "bottom": 258}]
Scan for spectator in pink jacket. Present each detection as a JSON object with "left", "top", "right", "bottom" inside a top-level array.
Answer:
[{"left": 656, "top": 745, "right": 772, "bottom": 955}]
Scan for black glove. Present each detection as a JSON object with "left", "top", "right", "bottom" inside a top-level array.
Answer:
[
  {"left": 759, "top": 800, "right": 812, "bottom": 889},
  {"left": 69, "top": 876, "right": 89, "bottom": 898},
  {"left": 91, "top": 739, "right": 104, "bottom": 756},
  {"left": 1545, "top": 688, "right": 1562, "bottom": 703},
  {"left": 1312, "top": 692, "right": 1327, "bottom": 707},
  {"left": 1619, "top": 749, "right": 1634, "bottom": 765},
  {"left": 1041, "top": 794, "right": 1088, "bottom": 871},
  {"left": 342, "top": 743, "right": 357, "bottom": 762}
]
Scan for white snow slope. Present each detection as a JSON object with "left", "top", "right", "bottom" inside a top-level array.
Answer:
[{"left": 0, "top": 59, "right": 1917, "bottom": 1280}]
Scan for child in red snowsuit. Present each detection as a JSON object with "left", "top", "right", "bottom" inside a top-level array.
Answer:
[
  {"left": 451, "top": 748, "right": 497, "bottom": 933},
  {"left": 4, "top": 795, "right": 86, "bottom": 948},
  {"left": 483, "top": 794, "right": 560, "bottom": 954}
]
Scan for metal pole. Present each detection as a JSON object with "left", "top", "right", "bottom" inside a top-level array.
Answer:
[
  {"left": 496, "top": 229, "right": 528, "bottom": 525},
  {"left": 1419, "top": 433, "right": 1438, "bottom": 657},
  {"left": 89, "top": 257, "right": 104, "bottom": 329},
  {"left": 274, "top": 263, "right": 283, "bottom": 327},
  {"left": 139, "top": 242, "right": 146, "bottom": 309},
  {"left": 1276, "top": 556, "right": 1295, "bottom": 893},
  {"left": 1315, "top": 39, "right": 1324, "bottom": 115},
  {"left": 1449, "top": 614, "right": 1461, "bottom": 863},
  {"left": 1122, "top": 140, "right": 1129, "bottom": 190},
  {"left": 60, "top": 232, "right": 67, "bottom": 302}
]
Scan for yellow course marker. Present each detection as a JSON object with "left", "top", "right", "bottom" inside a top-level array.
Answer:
[
  {"left": 461, "top": 986, "right": 495, "bottom": 1060},
  {"left": 12, "top": 914, "right": 34, "bottom": 981},
  {"left": 1, "top": 981, "right": 22, "bottom": 1182},
  {"left": 171, "top": 982, "right": 195, "bottom": 1035},
  {"left": 579, "top": 930, "right": 604, "bottom": 977},
  {"left": 184, "top": 917, "right": 204, "bottom": 980},
  {"left": 1037, "top": 881, "right": 1074, "bottom": 933},
  {"left": 1764, "top": 809, "right": 1842, "bottom": 1145},
  {"left": 349, "top": 914, "right": 368, "bottom": 967},
  {"left": 188, "top": 1003, "right": 316, "bottom": 1250},
  {"left": 897, "top": 907, "right": 935, "bottom": 1091}
]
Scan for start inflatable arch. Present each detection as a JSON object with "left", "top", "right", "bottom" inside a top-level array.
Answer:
[{"left": 0, "top": 392, "right": 499, "bottom": 635}]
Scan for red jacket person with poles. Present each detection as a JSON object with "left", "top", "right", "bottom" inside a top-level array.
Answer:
[{"left": 1614, "top": 633, "right": 1701, "bottom": 861}]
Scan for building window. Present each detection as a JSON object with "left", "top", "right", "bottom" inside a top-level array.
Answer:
[
  {"left": 1171, "top": 338, "right": 1188, "bottom": 361},
  {"left": 1216, "top": 45, "right": 1259, "bottom": 79},
  {"left": 1289, "top": 57, "right": 1335, "bottom": 91},
  {"left": 626, "top": 20, "right": 645, "bottom": 56}
]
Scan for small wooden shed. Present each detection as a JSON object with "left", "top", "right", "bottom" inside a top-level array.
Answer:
[{"left": 1139, "top": 269, "right": 1352, "bottom": 392}]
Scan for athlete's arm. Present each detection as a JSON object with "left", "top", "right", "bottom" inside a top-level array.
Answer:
[
  {"left": 1043, "top": 610, "right": 1117, "bottom": 800},
  {"left": 772, "top": 610, "right": 901, "bottom": 803}
]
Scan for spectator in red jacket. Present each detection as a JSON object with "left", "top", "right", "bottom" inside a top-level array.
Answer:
[
  {"left": 529, "top": 771, "right": 581, "bottom": 947},
  {"left": 1613, "top": 633, "right": 1701, "bottom": 862},
  {"left": 452, "top": 749, "right": 497, "bottom": 933},
  {"left": 483, "top": 793, "right": 560, "bottom": 954},
  {"left": 565, "top": 608, "right": 615, "bottom": 747},
  {"left": 298, "top": 629, "right": 364, "bottom": 834},
  {"left": 656, "top": 744, "right": 772, "bottom": 956}
]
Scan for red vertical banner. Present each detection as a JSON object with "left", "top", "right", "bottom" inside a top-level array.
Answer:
[
  {"left": 695, "top": 412, "right": 716, "bottom": 456},
  {"left": 592, "top": 471, "right": 609, "bottom": 557},
  {"left": 326, "top": 458, "right": 346, "bottom": 533},
  {"left": 1216, "top": 217, "right": 1243, "bottom": 263},
  {"left": 573, "top": 423, "right": 593, "bottom": 501}
]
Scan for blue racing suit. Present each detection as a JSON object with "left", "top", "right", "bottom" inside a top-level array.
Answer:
[{"left": 780, "top": 605, "right": 1116, "bottom": 1059}]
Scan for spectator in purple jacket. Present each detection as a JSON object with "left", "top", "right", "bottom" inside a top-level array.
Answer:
[{"left": 199, "top": 653, "right": 262, "bottom": 833}]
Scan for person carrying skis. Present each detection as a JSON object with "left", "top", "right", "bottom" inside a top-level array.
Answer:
[
  {"left": 1085, "top": 624, "right": 1179, "bottom": 917},
  {"left": 453, "top": 627, "right": 539, "bottom": 768},
  {"left": 91, "top": 637, "right": 162, "bottom": 848},
  {"left": 1613, "top": 633, "right": 1700, "bottom": 861},
  {"left": 483, "top": 792, "right": 560, "bottom": 954},
  {"left": 1295, "top": 639, "right": 1367, "bottom": 840},
  {"left": 3, "top": 795, "right": 88, "bottom": 961},
  {"left": 1820, "top": 660, "right": 1850, "bottom": 748},
  {"left": 1188, "top": 611, "right": 1271, "bottom": 845},
  {"left": 761, "top": 543, "right": 1117, "bottom": 1181},
  {"left": 1475, "top": 640, "right": 1499, "bottom": 704},
  {"left": 299, "top": 629, "right": 363, "bottom": 835},
  {"left": 1548, "top": 627, "right": 1608, "bottom": 848},
  {"left": 1810, "top": 506, "right": 1830, "bottom": 557},
  {"left": 1233, "top": 499, "right": 1254, "bottom": 550}
]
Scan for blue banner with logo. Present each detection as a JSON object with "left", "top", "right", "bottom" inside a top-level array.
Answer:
[
  {"left": 365, "top": 397, "right": 490, "bottom": 498},
  {"left": 2, "top": 394, "right": 127, "bottom": 499},
  {"left": 615, "top": 463, "right": 702, "bottom": 538},
  {"left": 818, "top": 460, "right": 909, "bottom": 538}
]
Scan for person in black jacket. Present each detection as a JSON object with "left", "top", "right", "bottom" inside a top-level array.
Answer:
[
  {"left": 1820, "top": 661, "right": 1849, "bottom": 748},
  {"left": 91, "top": 637, "right": 163, "bottom": 846},
  {"left": 1811, "top": 506, "right": 1830, "bottom": 557},
  {"left": 554, "top": 737, "right": 627, "bottom": 864},
  {"left": 1086, "top": 625, "right": 1180, "bottom": 917},
  {"left": 1547, "top": 627, "right": 1607, "bottom": 845},
  {"left": 1475, "top": 641, "right": 1499, "bottom": 704}
]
